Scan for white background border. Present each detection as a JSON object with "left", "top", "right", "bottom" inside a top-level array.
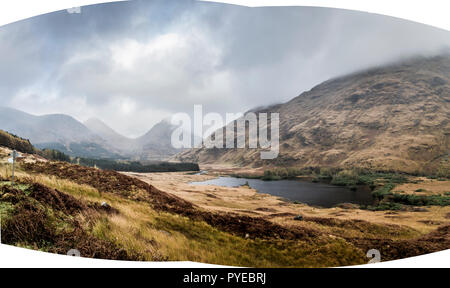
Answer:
[
  {"left": 1, "top": 0, "right": 450, "bottom": 31},
  {"left": 0, "top": 0, "right": 448, "bottom": 268}
]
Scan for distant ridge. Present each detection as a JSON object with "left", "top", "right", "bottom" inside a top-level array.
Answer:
[
  {"left": 84, "top": 118, "right": 138, "bottom": 153},
  {"left": 0, "top": 107, "right": 185, "bottom": 160},
  {"left": 0, "top": 107, "right": 121, "bottom": 158},
  {"left": 175, "top": 55, "right": 450, "bottom": 174}
]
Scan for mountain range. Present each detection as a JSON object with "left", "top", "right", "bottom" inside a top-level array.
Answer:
[
  {"left": 3, "top": 54, "right": 449, "bottom": 171},
  {"left": 175, "top": 55, "right": 450, "bottom": 174},
  {"left": 84, "top": 117, "right": 182, "bottom": 160},
  {"left": 0, "top": 107, "right": 182, "bottom": 160}
]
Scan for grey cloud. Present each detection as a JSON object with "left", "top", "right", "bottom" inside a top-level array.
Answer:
[{"left": 1, "top": 0, "right": 449, "bottom": 137}]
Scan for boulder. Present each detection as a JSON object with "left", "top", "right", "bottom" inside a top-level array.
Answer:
[{"left": 293, "top": 215, "right": 303, "bottom": 221}]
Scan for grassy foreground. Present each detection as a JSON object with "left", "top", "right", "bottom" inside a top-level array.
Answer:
[
  {"left": 0, "top": 159, "right": 367, "bottom": 267},
  {"left": 0, "top": 151, "right": 449, "bottom": 267}
]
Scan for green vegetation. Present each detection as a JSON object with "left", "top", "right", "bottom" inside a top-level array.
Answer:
[
  {"left": 0, "top": 130, "right": 71, "bottom": 162},
  {"left": 261, "top": 170, "right": 283, "bottom": 181},
  {"left": 330, "top": 170, "right": 407, "bottom": 188},
  {"left": 0, "top": 162, "right": 372, "bottom": 267},
  {"left": 364, "top": 202, "right": 405, "bottom": 211},
  {"left": 0, "top": 183, "right": 142, "bottom": 260},
  {"left": 0, "top": 201, "right": 14, "bottom": 218},
  {"left": 35, "top": 148, "right": 200, "bottom": 173},
  {"left": 242, "top": 167, "right": 450, "bottom": 210},
  {"left": 372, "top": 183, "right": 396, "bottom": 200},
  {"left": 1, "top": 151, "right": 448, "bottom": 265},
  {"left": 34, "top": 148, "right": 200, "bottom": 173},
  {"left": 365, "top": 193, "right": 450, "bottom": 210},
  {"left": 75, "top": 157, "right": 199, "bottom": 172},
  {"left": 35, "top": 142, "right": 121, "bottom": 159},
  {"left": 436, "top": 162, "right": 450, "bottom": 179},
  {"left": 391, "top": 194, "right": 450, "bottom": 206},
  {"left": 424, "top": 162, "right": 450, "bottom": 180},
  {"left": 233, "top": 168, "right": 307, "bottom": 181},
  {"left": 250, "top": 167, "right": 410, "bottom": 187},
  {"left": 230, "top": 173, "right": 262, "bottom": 179},
  {"left": 364, "top": 174, "right": 449, "bottom": 209},
  {"left": 150, "top": 213, "right": 366, "bottom": 267},
  {"left": 37, "top": 149, "right": 71, "bottom": 162},
  {"left": 0, "top": 130, "right": 199, "bottom": 173}
]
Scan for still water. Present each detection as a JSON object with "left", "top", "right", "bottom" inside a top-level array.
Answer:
[{"left": 190, "top": 177, "right": 373, "bottom": 208}]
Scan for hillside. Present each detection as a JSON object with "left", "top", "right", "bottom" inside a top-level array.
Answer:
[
  {"left": 175, "top": 55, "right": 450, "bottom": 175},
  {"left": 0, "top": 108, "right": 184, "bottom": 160},
  {"left": 136, "top": 119, "right": 184, "bottom": 161},
  {"left": 0, "top": 107, "right": 101, "bottom": 145},
  {"left": 85, "top": 118, "right": 185, "bottom": 161},
  {"left": 0, "top": 131, "right": 448, "bottom": 266},
  {"left": 84, "top": 118, "right": 138, "bottom": 154},
  {"left": 0, "top": 130, "right": 35, "bottom": 154},
  {"left": 1, "top": 145, "right": 449, "bottom": 266}
]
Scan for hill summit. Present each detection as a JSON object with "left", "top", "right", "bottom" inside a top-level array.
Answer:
[{"left": 175, "top": 55, "right": 450, "bottom": 174}]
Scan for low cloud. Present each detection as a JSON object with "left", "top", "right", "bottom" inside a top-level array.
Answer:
[{"left": 1, "top": 0, "right": 449, "bottom": 137}]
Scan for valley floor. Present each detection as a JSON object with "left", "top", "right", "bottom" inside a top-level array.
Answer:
[
  {"left": 125, "top": 166, "right": 450, "bottom": 236},
  {"left": 1, "top": 148, "right": 449, "bottom": 267}
]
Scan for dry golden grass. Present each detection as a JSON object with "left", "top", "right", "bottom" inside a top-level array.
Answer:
[
  {"left": 0, "top": 160, "right": 369, "bottom": 267},
  {"left": 128, "top": 167, "right": 450, "bottom": 236},
  {"left": 2, "top": 153, "right": 448, "bottom": 267}
]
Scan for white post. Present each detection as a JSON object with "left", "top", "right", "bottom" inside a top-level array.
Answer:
[{"left": 11, "top": 150, "right": 16, "bottom": 187}]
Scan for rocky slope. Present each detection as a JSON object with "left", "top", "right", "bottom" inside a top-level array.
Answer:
[{"left": 175, "top": 55, "right": 450, "bottom": 174}]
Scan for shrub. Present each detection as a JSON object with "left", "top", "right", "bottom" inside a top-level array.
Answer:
[
  {"left": 391, "top": 194, "right": 450, "bottom": 206},
  {"left": 261, "top": 168, "right": 304, "bottom": 181},
  {"left": 38, "top": 149, "right": 71, "bottom": 162},
  {"left": 366, "top": 202, "right": 404, "bottom": 211},
  {"left": 74, "top": 157, "right": 200, "bottom": 173},
  {"left": 372, "top": 183, "right": 395, "bottom": 200}
]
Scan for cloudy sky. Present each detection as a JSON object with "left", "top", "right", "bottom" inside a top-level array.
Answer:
[{"left": 1, "top": 0, "right": 449, "bottom": 138}]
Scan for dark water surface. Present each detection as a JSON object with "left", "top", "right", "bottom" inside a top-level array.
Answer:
[{"left": 190, "top": 177, "right": 374, "bottom": 208}]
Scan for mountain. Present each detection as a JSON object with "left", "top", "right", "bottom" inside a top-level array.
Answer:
[
  {"left": 0, "top": 107, "right": 187, "bottom": 161},
  {"left": 0, "top": 107, "right": 120, "bottom": 158},
  {"left": 84, "top": 118, "right": 138, "bottom": 153},
  {"left": 175, "top": 55, "right": 450, "bottom": 174},
  {"left": 136, "top": 119, "right": 182, "bottom": 161},
  {"left": 0, "top": 107, "right": 97, "bottom": 144},
  {"left": 86, "top": 117, "right": 185, "bottom": 161}
]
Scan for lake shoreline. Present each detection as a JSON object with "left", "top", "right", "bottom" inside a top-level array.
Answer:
[
  {"left": 189, "top": 176, "right": 375, "bottom": 208},
  {"left": 124, "top": 167, "right": 450, "bottom": 236}
]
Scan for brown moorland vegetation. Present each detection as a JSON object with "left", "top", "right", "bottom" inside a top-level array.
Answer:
[{"left": 1, "top": 158, "right": 444, "bottom": 265}]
